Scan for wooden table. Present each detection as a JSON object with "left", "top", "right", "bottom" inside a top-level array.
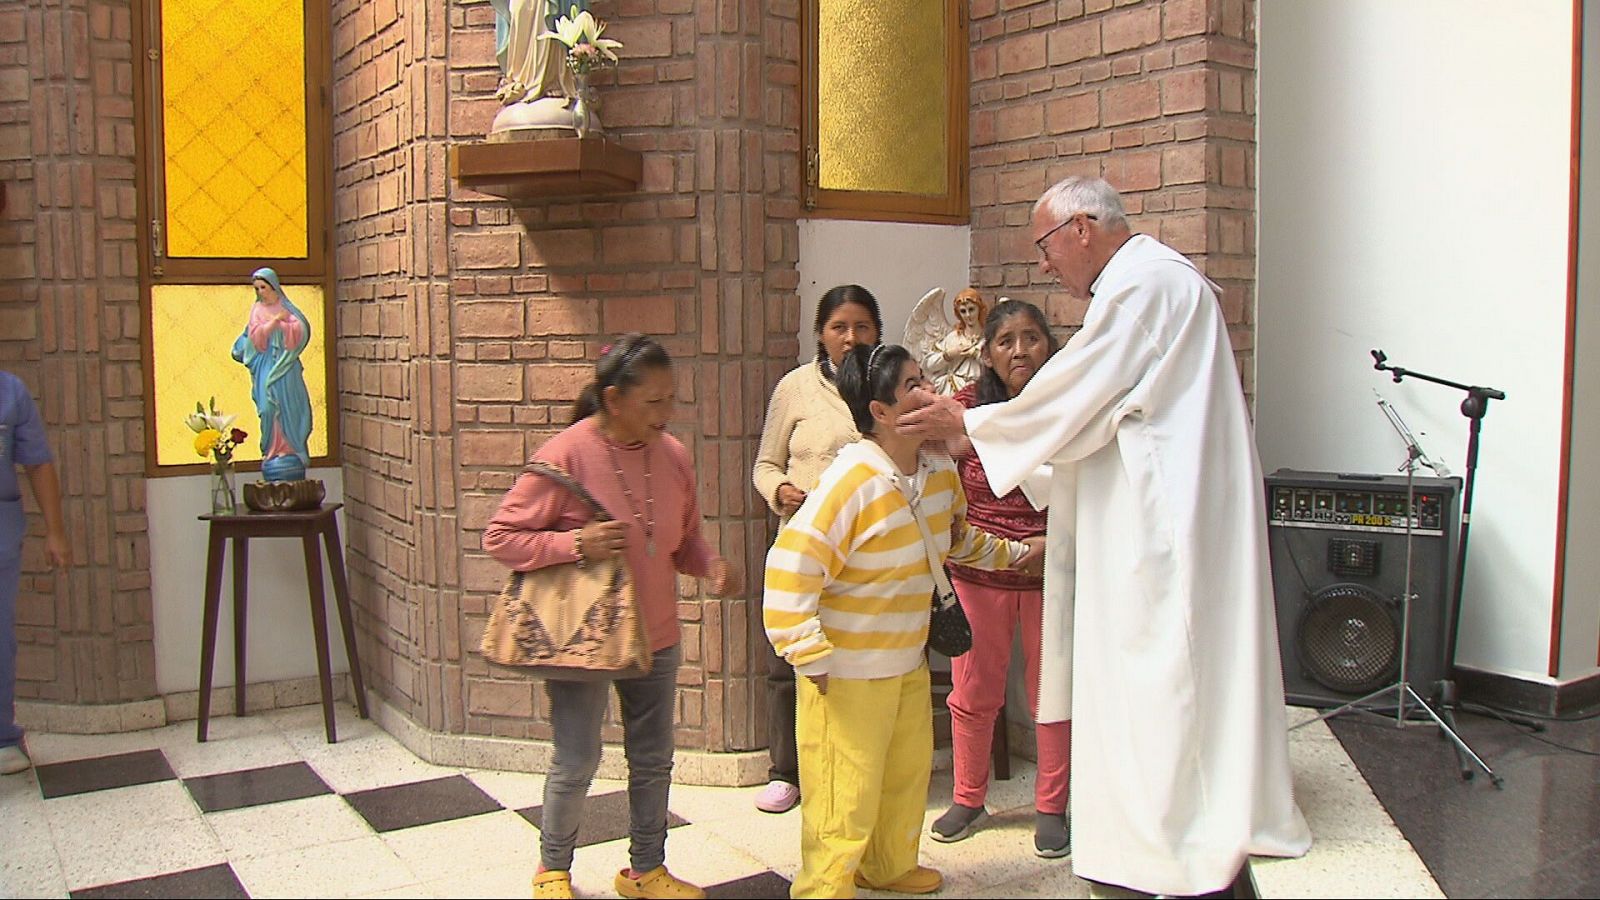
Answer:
[{"left": 196, "top": 503, "right": 368, "bottom": 742}]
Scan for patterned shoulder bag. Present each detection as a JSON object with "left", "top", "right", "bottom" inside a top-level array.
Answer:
[{"left": 479, "top": 461, "right": 652, "bottom": 680}]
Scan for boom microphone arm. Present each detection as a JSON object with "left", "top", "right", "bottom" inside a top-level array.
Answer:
[{"left": 1371, "top": 349, "right": 1505, "bottom": 417}]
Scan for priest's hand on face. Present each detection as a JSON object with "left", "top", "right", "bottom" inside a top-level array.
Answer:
[
  {"left": 897, "top": 388, "right": 969, "bottom": 441},
  {"left": 1012, "top": 536, "right": 1046, "bottom": 577}
]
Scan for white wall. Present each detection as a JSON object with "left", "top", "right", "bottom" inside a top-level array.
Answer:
[
  {"left": 150, "top": 467, "right": 349, "bottom": 693},
  {"left": 796, "top": 220, "right": 973, "bottom": 361},
  {"left": 1257, "top": 2, "right": 1573, "bottom": 679},
  {"left": 1560, "top": 0, "right": 1600, "bottom": 679},
  {"left": 796, "top": 219, "right": 969, "bottom": 682}
]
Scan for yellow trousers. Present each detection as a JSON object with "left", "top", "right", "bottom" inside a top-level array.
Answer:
[{"left": 791, "top": 665, "right": 933, "bottom": 899}]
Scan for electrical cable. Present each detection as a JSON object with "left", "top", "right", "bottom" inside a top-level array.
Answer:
[
  {"left": 1457, "top": 702, "right": 1600, "bottom": 758},
  {"left": 1457, "top": 699, "right": 1600, "bottom": 724}
]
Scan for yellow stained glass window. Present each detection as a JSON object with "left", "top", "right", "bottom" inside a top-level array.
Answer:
[
  {"left": 150, "top": 283, "right": 329, "bottom": 467},
  {"left": 161, "top": 0, "right": 309, "bottom": 259},
  {"left": 817, "top": 0, "right": 948, "bottom": 196}
]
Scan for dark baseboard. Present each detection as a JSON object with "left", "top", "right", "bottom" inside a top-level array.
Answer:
[{"left": 1453, "top": 665, "right": 1600, "bottom": 718}]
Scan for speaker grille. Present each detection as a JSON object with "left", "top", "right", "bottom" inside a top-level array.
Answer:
[
  {"left": 1327, "top": 539, "right": 1380, "bottom": 577},
  {"left": 1297, "top": 583, "right": 1398, "bottom": 695}
]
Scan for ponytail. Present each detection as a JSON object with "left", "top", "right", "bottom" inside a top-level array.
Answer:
[
  {"left": 571, "top": 333, "right": 673, "bottom": 421},
  {"left": 836, "top": 343, "right": 909, "bottom": 434}
]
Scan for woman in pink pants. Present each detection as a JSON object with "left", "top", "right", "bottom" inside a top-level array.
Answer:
[{"left": 929, "top": 299, "right": 1073, "bottom": 858}]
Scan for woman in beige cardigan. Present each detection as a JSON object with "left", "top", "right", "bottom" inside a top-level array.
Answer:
[{"left": 751, "top": 283, "right": 883, "bottom": 814}]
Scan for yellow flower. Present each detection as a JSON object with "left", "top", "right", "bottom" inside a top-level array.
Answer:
[{"left": 194, "top": 429, "right": 222, "bottom": 457}]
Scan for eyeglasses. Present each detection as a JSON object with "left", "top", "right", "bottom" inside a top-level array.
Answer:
[{"left": 1035, "top": 213, "right": 1097, "bottom": 254}]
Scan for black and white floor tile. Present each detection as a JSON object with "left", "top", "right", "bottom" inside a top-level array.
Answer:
[
  {"left": 1, "top": 701, "right": 1442, "bottom": 898},
  {"left": 0, "top": 706, "right": 787, "bottom": 899}
]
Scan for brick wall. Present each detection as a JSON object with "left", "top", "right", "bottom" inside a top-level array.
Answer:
[
  {"left": 968, "top": 0, "right": 1258, "bottom": 390},
  {"left": 329, "top": 0, "right": 441, "bottom": 729},
  {"left": 331, "top": 0, "right": 801, "bottom": 752},
  {"left": 0, "top": 0, "right": 153, "bottom": 706},
  {"left": 0, "top": 0, "right": 1260, "bottom": 751}
]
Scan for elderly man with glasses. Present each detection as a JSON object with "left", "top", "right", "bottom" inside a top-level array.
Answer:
[{"left": 899, "top": 176, "right": 1311, "bottom": 899}]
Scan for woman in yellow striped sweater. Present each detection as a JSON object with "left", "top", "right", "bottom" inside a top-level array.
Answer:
[{"left": 764, "top": 343, "right": 1043, "bottom": 899}]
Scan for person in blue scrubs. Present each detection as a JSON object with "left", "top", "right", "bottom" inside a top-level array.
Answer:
[{"left": 1, "top": 370, "right": 70, "bottom": 775}]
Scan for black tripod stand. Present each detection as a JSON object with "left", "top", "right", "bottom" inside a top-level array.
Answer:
[
  {"left": 1371, "top": 349, "right": 1522, "bottom": 784},
  {"left": 1289, "top": 392, "right": 1502, "bottom": 787}
]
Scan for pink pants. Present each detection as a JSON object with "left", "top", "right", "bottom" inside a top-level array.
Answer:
[{"left": 946, "top": 575, "right": 1071, "bottom": 814}]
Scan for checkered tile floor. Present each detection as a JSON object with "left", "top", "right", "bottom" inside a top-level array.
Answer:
[
  {"left": 1, "top": 702, "right": 1101, "bottom": 899},
  {"left": 1, "top": 702, "right": 1434, "bottom": 898}
]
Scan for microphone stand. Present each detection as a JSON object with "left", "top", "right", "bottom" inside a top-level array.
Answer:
[
  {"left": 1290, "top": 393, "right": 1501, "bottom": 788},
  {"left": 1369, "top": 349, "right": 1534, "bottom": 779}
]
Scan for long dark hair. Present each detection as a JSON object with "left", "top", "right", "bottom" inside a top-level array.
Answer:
[
  {"left": 973, "top": 299, "right": 1059, "bottom": 407},
  {"left": 814, "top": 284, "right": 884, "bottom": 377},
  {"left": 836, "top": 343, "right": 911, "bottom": 434},
  {"left": 572, "top": 333, "right": 672, "bottom": 421}
]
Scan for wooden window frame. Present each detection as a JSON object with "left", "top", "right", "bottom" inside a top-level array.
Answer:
[
  {"left": 801, "top": 0, "right": 970, "bottom": 225},
  {"left": 133, "top": 0, "right": 339, "bottom": 476}
]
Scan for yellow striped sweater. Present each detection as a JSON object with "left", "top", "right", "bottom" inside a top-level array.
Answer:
[{"left": 763, "top": 440, "right": 1026, "bottom": 679}]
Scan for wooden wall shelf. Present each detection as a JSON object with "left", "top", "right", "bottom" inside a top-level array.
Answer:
[{"left": 450, "top": 137, "right": 643, "bottom": 200}]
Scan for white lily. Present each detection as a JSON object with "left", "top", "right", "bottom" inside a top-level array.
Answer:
[
  {"left": 585, "top": 14, "right": 623, "bottom": 59},
  {"left": 539, "top": 5, "right": 623, "bottom": 60},
  {"left": 540, "top": 8, "right": 586, "bottom": 48},
  {"left": 184, "top": 412, "right": 209, "bottom": 433},
  {"left": 572, "top": 10, "right": 599, "bottom": 39}
]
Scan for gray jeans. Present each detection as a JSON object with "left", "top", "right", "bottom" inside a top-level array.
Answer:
[{"left": 540, "top": 643, "right": 680, "bottom": 873}]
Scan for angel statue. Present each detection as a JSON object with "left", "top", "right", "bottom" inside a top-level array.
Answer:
[
  {"left": 487, "top": 0, "right": 579, "bottom": 139},
  {"left": 904, "top": 287, "right": 994, "bottom": 396}
]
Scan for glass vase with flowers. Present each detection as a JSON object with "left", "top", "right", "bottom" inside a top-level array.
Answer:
[{"left": 186, "top": 398, "right": 248, "bottom": 516}]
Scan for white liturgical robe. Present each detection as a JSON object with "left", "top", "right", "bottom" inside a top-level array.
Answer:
[{"left": 966, "top": 234, "right": 1312, "bottom": 895}]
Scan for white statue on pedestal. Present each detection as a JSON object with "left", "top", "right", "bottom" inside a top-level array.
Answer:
[{"left": 488, "top": 0, "right": 579, "bottom": 139}]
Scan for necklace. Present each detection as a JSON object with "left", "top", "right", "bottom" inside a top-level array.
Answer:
[{"left": 604, "top": 437, "right": 656, "bottom": 556}]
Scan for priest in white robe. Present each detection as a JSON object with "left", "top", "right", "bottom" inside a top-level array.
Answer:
[{"left": 900, "top": 176, "right": 1311, "bottom": 897}]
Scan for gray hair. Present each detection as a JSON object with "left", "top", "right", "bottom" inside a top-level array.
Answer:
[{"left": 1033, "top": 176, "right": 1129, "bottom": 230}]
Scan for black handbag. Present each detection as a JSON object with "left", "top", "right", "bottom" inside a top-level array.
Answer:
[
  {"left": 904, "top": 479, "right": 974, "bottom": 658},
  {"left": 927, "top": 585, "right": 973, "bottom": 658}
]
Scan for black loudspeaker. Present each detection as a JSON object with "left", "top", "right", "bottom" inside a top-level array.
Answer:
[{"left": 1265, "top": 469, "right": 1461, "bottom": 709}]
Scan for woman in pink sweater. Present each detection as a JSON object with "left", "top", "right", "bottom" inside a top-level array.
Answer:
[{"left": 484, "top": 334, "right": 735, "bottom": 900}]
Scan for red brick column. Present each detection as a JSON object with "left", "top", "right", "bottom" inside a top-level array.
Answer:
[
  {"left": 678, "top": 0, "right": 804, "bottom": 753},
  {"left": 969, "top": 0, "right": 1258, "bottom": 387},
  {"left": 331, "top": 0, "right": 454, "bottom": 728},
  {"left": 334, "top": 0, "right": 801, "bottom": 752},
  {"left": 0, "top": 1, "right": 153, "bottom": 706}
]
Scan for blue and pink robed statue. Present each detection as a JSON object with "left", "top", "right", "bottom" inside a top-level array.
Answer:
[{"left": 232, "top": 267, "right": 313, "bottom": 484}]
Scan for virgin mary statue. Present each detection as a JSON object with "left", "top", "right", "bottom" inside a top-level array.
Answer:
[
  {"left": 233, "top": 267, "right": 313, "bottom": 482},
  {"left": 488, "top": 0, "right": 578, "bottom": 137}
]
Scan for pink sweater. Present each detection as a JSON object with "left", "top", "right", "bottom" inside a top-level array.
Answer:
[{"left": 482, "top": 417, "right": 717, "bottom": 652}]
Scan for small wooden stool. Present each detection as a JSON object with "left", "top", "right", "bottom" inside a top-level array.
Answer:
[{"left": 196, "top": 503, "right": 369, "bottom": 743}]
